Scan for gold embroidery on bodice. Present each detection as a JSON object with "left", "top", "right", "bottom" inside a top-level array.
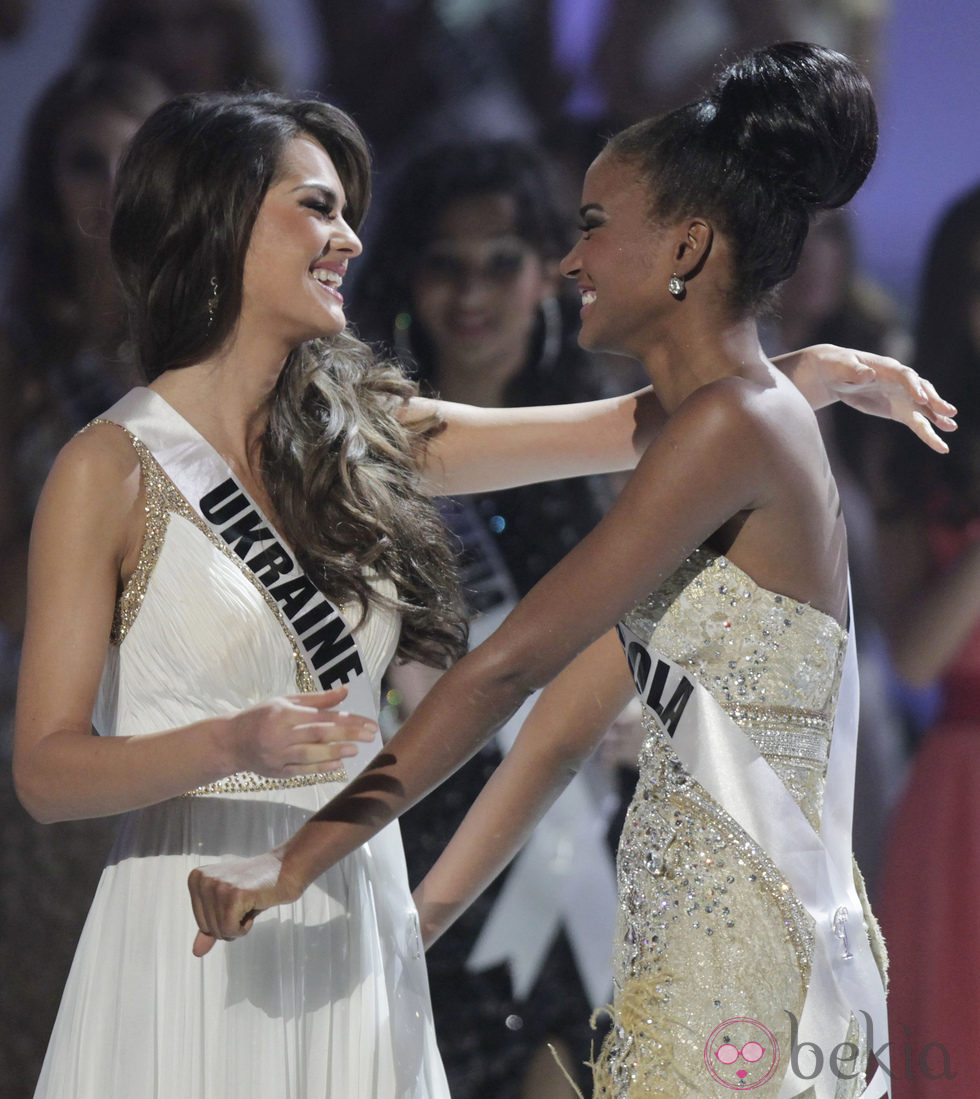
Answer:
[{"left": 593, "top": 549, "right": 873, "bottom": 1098}]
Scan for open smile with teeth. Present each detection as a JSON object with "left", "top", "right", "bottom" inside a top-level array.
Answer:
[
  {"left": 581, "top": 289, "right": 597, "bottom": 306},
  {"left": 312, "top": 268, "right": 344, "bottom": 299}
]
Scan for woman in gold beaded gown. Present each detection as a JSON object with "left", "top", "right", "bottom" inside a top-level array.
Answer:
[{"left": 187, "top": 47, "right": 951, "bottom": 1098}]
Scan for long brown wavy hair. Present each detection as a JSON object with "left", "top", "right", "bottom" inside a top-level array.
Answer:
[{"left": 110, "top": 92, "right": 466, "bottom": 667}]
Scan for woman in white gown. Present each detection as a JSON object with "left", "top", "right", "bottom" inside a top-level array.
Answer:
[
  {"left": 11, "top": 89, "right": 682, "bottom": 1099},
  {"left": 14, "top": 89, "right": 951, "bottom": 1098}
]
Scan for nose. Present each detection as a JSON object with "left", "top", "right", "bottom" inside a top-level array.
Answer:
[
  {"left": 559, "top": 242, "right": 580, "bottom": 279},
  {"left": 333, "top": 217, "right": 362, "bottom": 258}
]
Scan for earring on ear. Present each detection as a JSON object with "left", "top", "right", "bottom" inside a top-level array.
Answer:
[
  {"left": 207, "top": 276, "right": 220, "bottom": 329},
  {"left": 668, "top": 273, "right": 685, "bottom": 300}
]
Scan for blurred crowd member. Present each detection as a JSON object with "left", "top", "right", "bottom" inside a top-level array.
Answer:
[
  {"left": 0, "top": 0, "right": 28, "bottom": 38},
  {"left": 79, "top": 0, "right": 282, "bottom": 94},
  {"left": 0, "top": 59, "right": 166, "bottom": 1095},
  {"left": 0, "top": 60, "right": 167, "bottom": 656},
  {"left": 311, "top": 2, "right": 535, "bottom": 206},
  {"left": 876, "top": 183, "right": 980, "bottom": 1098},
  {"left": 493, "top": 0, "right": 888, "bottom": 182},
  {"left": 354, "top": 139, "right": 629, "bottom": 1098},
  {"left": 763, "top": 209, "right": 912, "bottom": 900}
]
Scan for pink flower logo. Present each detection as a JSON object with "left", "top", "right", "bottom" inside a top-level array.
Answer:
[{"left": 704, "top": 1018, "right": 780, "bottom": 1090}]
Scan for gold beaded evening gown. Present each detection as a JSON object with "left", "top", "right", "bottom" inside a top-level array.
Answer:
[{"left": 593, "top": 548, "right": 886, "bottom": 1098}]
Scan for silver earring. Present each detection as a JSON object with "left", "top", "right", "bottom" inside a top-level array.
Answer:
[
  {"left": 668, "top": 273, "right": 685, "bottom": 299},
  {"left": 207, "top": 276, "right": 219, "bottom": 328}
]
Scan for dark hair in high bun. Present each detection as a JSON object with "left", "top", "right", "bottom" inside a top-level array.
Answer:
[{"left": 607, "top": 42, "right": 878, "bottom": 314}]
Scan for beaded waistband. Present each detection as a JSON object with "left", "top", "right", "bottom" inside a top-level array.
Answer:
[
  {"left": 183, "top": 767, "right": 348, "bottom": 797},
  {"left": 640, "top": 701, "right": 831, "bottom": 765}
]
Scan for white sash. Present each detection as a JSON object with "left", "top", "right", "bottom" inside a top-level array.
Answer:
[
  {"left": 464, "top": 600, "right": 618, "bottom": 1008},
  {"left": 434, "top": 497, "right": 618, "bottom": 1007},
  {"left": 101, "top": 387, "right": 384, "bottom": 779},
  {"left": 617, "top": 595, "right": 888, "bottom": 1099}
]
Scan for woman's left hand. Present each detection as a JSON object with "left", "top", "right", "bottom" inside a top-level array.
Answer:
[
  {"left": 781, "top": 343, "right": 957, "bottom": 452},
  {"left": 188, "top": 849, "right": 301, "bottom": 956}
]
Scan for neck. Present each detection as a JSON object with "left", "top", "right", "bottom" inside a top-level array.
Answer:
[
  {"left": 150, "top": 334, "right": 290, "bottom": 474},
  {"left": 637, "top": 316, "right": 767, "bottom": 412}
]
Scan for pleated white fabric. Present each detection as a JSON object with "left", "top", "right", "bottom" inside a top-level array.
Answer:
[{"left": 34, "top": 432, "right": 448, "bottom": 1097}]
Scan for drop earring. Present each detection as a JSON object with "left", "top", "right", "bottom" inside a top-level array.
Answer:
[
  {"left": 668, "top": 273, "right": 685, "bottom": 300},
  {"left": 207, "top": 276, "right": 219, "bottom": 329}
]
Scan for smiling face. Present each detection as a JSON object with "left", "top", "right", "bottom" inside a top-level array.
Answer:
[
  {"left": 560, "top": 152, "right": 677, "bottom": 358},
  {"left": 411, "top": 192, "right": 556, "bottom": 385},
  {"left": 239, "top": 134, "right": 362, "bottom": 354}
]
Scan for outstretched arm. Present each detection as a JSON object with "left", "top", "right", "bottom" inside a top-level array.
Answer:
[{"left": 411, "top": 346, "right": 955, "bottom": 497}]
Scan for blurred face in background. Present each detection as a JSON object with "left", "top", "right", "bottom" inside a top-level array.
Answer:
[
  {"left": 113, "top": 0, "right": 233, "bottom": 93},
  {"left": 777, "top": 215, "right": 850, "bottom": 336},
  {"left": 411, "top": 192, "right": 557, "bottom": 385},
  {"left": 54, "top": 105, "right": 144, "bottom": 256}
]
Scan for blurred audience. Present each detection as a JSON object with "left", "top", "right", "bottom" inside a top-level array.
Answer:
[
  {"left": 491, "top": 0, "right": 889, "bottom": 181},
  {"left": 876, "top": 183, "right": 980, "bottom": 1097},
  {"left": 79, "top": 0, "right": 283, "bottom": 94},
  {"left": 310, "top": 2, "right": 535, "bottom": 207},
  {"left": 354, "top": 139, "right": 634, "bottom": 1099}
]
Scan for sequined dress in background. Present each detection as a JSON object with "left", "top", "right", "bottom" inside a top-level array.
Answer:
[{"left": 593, "top": 549, "right": 886, "bottom": 1098}]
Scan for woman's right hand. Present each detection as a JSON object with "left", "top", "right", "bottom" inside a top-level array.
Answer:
[{"left": 222, "top": 687, "right": 378, "bottom": 777}]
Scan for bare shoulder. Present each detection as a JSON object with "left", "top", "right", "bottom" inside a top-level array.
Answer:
[
  {"left": 682, "top": 372, "right": 816, "bottom": 445},
  {"left": 663, "top": 375, "right": 781, "bottom": 450},
  {"left": 36, "top": 421, "right": 145, "bottom": 561},
  {"left": 49, "top": 420, "right": 142, "bottom": 504}
]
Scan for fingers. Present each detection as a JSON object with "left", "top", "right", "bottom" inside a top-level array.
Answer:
[
  {"left": 192, "top": 930, "right": 217, "bottom": 957},
  {"left": 908, "top": 410, "right": 950, "bottom": 455},
  {"left": 188, "top": 867, "right": 258, "bottom": 949},
  {"left": 858, "top": 353, "right": 957, "bottom": 419},
  {"left": 915, "top": 377, "right": 957, "bottom": 425},
  {"left": 285, "top": 686, "right": 349, "bottom": 708},
  {"left": 277, "top": 714, "right": 379, "bottom": 774},
  {"left": 288, "top": 691, "right": 379, "bottom": 739}
]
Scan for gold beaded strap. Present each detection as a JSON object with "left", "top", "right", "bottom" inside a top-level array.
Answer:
[
  {"left": 184, "top": 768, "right": 346, "bottom": 797},
  {"left": 88, "top": 419, "right": 316, "bottom": 695}
]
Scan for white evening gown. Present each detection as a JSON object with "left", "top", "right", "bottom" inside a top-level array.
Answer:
[{"left": 34, "top": 403, "right": 449, "bottom": 1098}]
